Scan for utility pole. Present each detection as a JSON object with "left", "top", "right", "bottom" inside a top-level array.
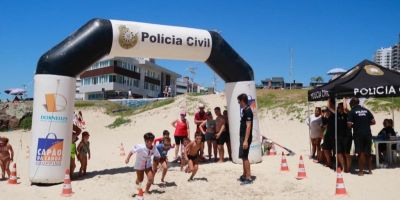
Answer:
[
  {"left": 212, "top": 72, "right": 218, "bottom": 94},
  {"left": 186, "top": 67, "right": 197, "bottom": 93},
  {"left": 289, "top": 48, "right": 294, "bottom": 90}
]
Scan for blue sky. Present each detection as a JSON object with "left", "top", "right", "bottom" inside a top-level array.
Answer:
[{"left": 1, "top": 0, "right": 399, "bottom": 98}]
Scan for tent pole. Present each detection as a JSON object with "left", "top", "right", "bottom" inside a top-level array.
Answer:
[
  {"left": 392, "top": 97, "right": 395, "bottom": 126},
  {"left": 308, "top": 102, "right": 312, "bottom": 158},
  {"left": 335, "top": 98, "right": 338, "bottom": 171}
]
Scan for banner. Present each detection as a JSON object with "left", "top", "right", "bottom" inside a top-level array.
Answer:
[
  {"left": 30, "top": 74, "right": 75, "bottom": 184},
  {"left": 225, "top": 81, "right": 262, "bottom": 164},
  {"left": 109, "top": 20, "right": 212, "bottom": 62}
]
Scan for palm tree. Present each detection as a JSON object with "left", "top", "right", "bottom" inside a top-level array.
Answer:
[{"left": 311, "top": 76, "right": 324, "bottom": 83}]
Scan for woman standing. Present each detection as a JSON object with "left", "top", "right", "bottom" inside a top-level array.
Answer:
[{"left": 171, "top": 111, "right": 190, "bottom": 160}]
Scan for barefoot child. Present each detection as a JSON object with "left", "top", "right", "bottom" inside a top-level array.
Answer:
[
  {"left": 77, "top": 131, "right": 91, "bottom": 176},
  {"left": 180, "top": 137, "right": 191, "bottom": 172},
  {"left": 185, "top": 133, "right": 204, "bottom": 181},
  {"left": 0, "top": 137, "right": 14, "bottom": 180},
  {"left": 153, "top": 137, "right": 173, "bottom": 182},
  {"left": 70, "top": 134, "right": 79, "bottom": 178},
  {"left": 125, "top": 132, "right": 161, "bottom": 193}
]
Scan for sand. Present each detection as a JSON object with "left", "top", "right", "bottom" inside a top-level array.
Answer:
[{"left": 1, "top": 94, "right": 399, "bottom": 200}]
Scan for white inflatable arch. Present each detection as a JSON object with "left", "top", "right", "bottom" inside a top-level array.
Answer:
[{"left": 31, "top": 18, "right": 261, "bottom": 183}]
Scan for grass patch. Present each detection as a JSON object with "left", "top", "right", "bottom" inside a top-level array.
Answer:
[
  {"left": 74, "top": 98, "right": 175, "bottom": 117},
  {"left": 19, "top": 114, "right": 32, "bottom": 130},
  {"left": 365, "top": 97, "right": 400, "bottom": 112},
  {"left": 106, "top": 117, "right": 131, "bottom": 129},
  {"left": 257, "top": 89, "right": 308, "bottom": 109},
  {"left": 75, "top": 101, "right": 96, "bottom": 108}
]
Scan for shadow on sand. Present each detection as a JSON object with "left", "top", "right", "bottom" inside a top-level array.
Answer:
[{"left": 73, "top": 166, "right": 135, "bottom": 181}]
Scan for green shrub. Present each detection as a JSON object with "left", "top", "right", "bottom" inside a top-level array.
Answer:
[
  {"left": 75, "top": 101, "right": 96, "bottom": 108},
  {"left": 106, "top": 117, "right": 131, "bottom": 129},
  {"left": 19, "top": 115, "right": 32, "bottom": 130}
]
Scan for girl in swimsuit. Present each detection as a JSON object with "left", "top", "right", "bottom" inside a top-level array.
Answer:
[
  {"left": 0, "top": 137, "right": 14, "bottom": 180},
  {"left": 77, "top": 131, "right": 91, "bottom": 176},
  {"left": 200, "top": 112, "right": 217, "bottom": 161}
]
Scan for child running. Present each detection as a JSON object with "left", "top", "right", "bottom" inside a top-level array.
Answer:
[
  {"left": 153, "top": 130, "right": 174, "bottom": 147},
  {"left": 125, "top": 132, "right": 161, "bottom": 194},
  {"left": 153, "top": 137, "right": 173, "bottom": 182},
  {"left": 180, "top": 137, "right": 191, "bottom": 172},
  {"left": 185, "top": 133, "right": 204, "bottom": 181},
  {"left": 0, "top": 137, "right": 14, "bottom": 180},
  {"left": 70, "top": 134, "right": 79, "bottom": 178},
  {"left": 77, "top": 131, "right": 91, "bottom": 176}
]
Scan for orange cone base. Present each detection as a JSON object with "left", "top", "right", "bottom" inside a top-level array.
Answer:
[{"left": 296, "top": 175, "right": 306, "bottom": 180}]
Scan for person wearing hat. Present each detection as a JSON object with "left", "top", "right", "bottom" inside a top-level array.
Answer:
[
  {"left": 194, "top": 104, "right": 207, "bottom": 160},
  {"left": 172, "top": 111, "right": 190, "bottom": 160},
  {"left": 0, "top": 136, "right": 14, "bottom": 180},
  {"left": 77, "top": 131, "right": 91, "bottom": 176}
]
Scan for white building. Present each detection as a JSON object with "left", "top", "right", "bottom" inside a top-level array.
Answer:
[
  {"left": 374, "top": 47, "right": 392, "bottom": 69},
  {"left": 78, "top": 56, "right": 181, "bottom": 100},
  {"left": 392, "top": 44, "right": 400, "bottom": 72}
]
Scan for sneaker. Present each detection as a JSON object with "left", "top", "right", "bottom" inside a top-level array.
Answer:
[
  {"left": 240, "top": 179, "right": 253, "bottom": 185},
  {"left": 237, "top": 175, "right": 245, "bottom": 182}
]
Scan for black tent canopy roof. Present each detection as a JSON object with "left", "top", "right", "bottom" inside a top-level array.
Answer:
[{"left": 308, "top": 59, "right": 400, "bottom": 101}]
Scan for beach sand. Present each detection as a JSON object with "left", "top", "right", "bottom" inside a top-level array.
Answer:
[{"left": 1, "top": 94, "right": 399, "bottom": 200}]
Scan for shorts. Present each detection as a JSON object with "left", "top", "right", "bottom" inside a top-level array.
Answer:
[
  {"left": 337, "top": 136, "right": 352, "bottom": 154},
  {"left": 174, "top": 136, "right": 186, "bottom": 145},
  {"left": 217, "top": 132, "right": 228, "bottom": 145},
  {"left": 239, "top": 137, "right": 252, "bottom": 160},
  {"left": 354, "top": 135, "right": 372, "bottom": 154},
  {"left": 188, "top": 155, "right": 198, "bottom": 161},
  {"left": 322, "top": 134, "right": 335, "bottom": 151},
  {"left": 205, "top": 132, "right": 216, "bottom": 141}
]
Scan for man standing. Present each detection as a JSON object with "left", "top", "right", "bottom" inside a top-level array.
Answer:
[
  {"left": 347, "top": 97, "right": 375, "bottom": 176},
  {"left": 237, "top": 93, "right": 253, "bottom": 185},
  {"left": 214, "top": 107, "right": 226, "bottom": 163}
]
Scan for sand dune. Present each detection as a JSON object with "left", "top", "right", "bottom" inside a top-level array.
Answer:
[{"left": 1, "top": 94, "right": 399, "bottom": 200}]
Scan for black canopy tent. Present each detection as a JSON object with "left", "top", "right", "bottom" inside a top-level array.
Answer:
[
  {"left": 308, "top": 59, "right": 400, "bottom": 101},
  {"left": 307, "top": 59, "right": 400, "bottom": 170}
]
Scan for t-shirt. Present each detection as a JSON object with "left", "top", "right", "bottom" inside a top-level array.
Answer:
[
  {"left": 156, "top": 143, "right": 170, "bottom": 158},
  {"left": 308, "top": 115, "right": 323, "bottom": 139},
  {"left": 337, "top": 112, "right": 349, "bottom": 138},
  {"left": 347, "top": 105, "right": 374, "bottom": 137},
  {"left": 240, "top": 106, "right": 253, "bottom": 138},
  {"left": 322, "top": 112, "right": 335, "bottom": 138},
  {"left": 194, "top": 111, "right": 207, "bottom": 133},
  {"left": 130, "top": 144, "right": 160, "bottom": 170}
]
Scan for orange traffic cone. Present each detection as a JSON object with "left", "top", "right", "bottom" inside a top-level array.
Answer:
[
  {"left": 61, "top": 169, "right": 74, "bottom": 197},
  {"left": 296, "top": 155, "right": 307, "bottom": 180},
  {"left": 268, "top": 144, "right": 277, "bottom": 156},
  {"left": 335, "top": 168, "right": 347, "bottom": 196},
  {"left": 120, "top": 143, "right": 126, "bottom": 156},
  {"left": 8, "top": 163, "right": 17, "bottom": 184},
  {"left": 280, "top": 152, "right": 289, "bottom": 171}
]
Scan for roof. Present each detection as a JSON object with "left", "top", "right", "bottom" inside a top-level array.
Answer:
[{"left": 327, "top": 68, "right": 346, "bottom": 75}]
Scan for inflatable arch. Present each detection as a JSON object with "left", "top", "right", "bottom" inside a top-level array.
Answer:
[{"left": 30, "top": 18, "right": 261, "bottom": 183}]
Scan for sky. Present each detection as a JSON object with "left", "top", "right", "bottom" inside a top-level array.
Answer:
[{"left": 1, "top": 0, "right": 399, "bottom": 99}]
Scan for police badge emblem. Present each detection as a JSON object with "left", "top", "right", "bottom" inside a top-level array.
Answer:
[{"left": 118, "top": 25, "right": 138, "bottom": 49}]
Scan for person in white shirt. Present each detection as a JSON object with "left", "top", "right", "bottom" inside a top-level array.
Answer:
[
  {"left": 125, "top": 132, "right": 161, "bottom": 194},
  {"left": 307, "top": 107, "right": 323, "bottom": 160}
]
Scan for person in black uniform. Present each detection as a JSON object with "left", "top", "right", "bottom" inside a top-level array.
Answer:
[
  {"left": 322, "top": 105, "right": 335, "bottom": 168},
  {"left": 333, "top": 102, "right": 351, "bottom": 172},
  {"left": 347, "top": 97, "right": 376, "bottom": 176},
  {"left": 237, "top": 93, "right": 253, "bottom": 185}
]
